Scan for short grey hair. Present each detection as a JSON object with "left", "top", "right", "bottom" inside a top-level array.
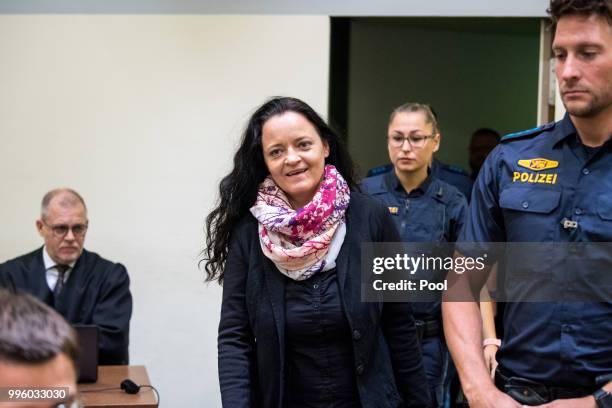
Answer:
[{"left": 41, "top": 188, "right": 87, "bottom": 220}]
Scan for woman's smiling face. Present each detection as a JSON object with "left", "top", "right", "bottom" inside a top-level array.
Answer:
[{"left": 261, "top": 111, "right": 329, "bottom": 209}]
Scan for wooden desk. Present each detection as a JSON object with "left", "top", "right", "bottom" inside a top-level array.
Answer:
[{"left": 79, "top": 366, "right": 158, "bottom": 408}]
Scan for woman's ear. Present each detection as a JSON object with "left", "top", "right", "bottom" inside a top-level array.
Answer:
[{"left": 432, "top": 133, "right": 441, "bottom": 153}]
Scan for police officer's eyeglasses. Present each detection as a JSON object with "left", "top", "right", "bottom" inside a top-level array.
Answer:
[
  {"left": 388, "top": 134, "right": 435, "bottom": 149},
  {"left": 43, "top": 221, "right": 88, "bottom": 238}
]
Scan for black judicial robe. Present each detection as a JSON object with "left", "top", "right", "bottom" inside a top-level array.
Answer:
[{"left": 0, "top": 247, "right": 132, "bottom": 365}]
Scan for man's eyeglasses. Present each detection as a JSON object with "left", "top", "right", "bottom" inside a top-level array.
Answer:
[
  {"left": 388, "top": 134, "right": 436, "bottom": 149},
  {"left": 43, "top": 221, "right": 88, "bottom": 238}
]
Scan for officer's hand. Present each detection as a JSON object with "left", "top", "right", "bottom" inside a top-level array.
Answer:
[
  {"left": 528, "top": 395, "right": 597, "bottom": 408},
  {"left": 482, "top": 344, "right": 499, "bottom": 379},
  {"left": 467, "top": 386, "right": 522, "bottom": 408}
]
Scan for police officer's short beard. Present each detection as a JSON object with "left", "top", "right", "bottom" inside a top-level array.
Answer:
[{"left": 564, "top": 91, "right": 612, "bottom": 119}]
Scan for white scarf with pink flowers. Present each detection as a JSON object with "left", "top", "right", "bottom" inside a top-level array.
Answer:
[{"left": 250, "top": 164, "right": 350, "bottom": 281}]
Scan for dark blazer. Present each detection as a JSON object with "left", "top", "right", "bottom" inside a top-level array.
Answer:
[
  {"left": 0, "top": 247, "right": 132, "bottom": 365},
  {"left": 218, "top": 192, "right": 431, "bottom": 408}
]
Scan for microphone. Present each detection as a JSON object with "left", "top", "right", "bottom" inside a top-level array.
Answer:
[
  {"left": 82, "top": 378, "right": 159, "bottom": 405},
  {"left": 120, "top": 379, "right": 140, "bottom": 394}
]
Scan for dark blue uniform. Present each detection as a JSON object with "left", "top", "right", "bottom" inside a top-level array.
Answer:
[
  {"left": 459, "top": 114, "right": 612, "bottom": 390},
  {"left": 430, "top": 159, "right": 474, "bottom": 202},
  {"left": 367, "top": 160, "right": 474, "bottom": 202},
  {"left": 361, "top": 170, "right": 467, "bottom": 407}
]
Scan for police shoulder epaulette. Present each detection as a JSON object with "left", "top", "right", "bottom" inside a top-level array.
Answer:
[
  {"left": 360, "top": 173, "right": 387, "bottom": 194},
  {"left": 432, "top": 179, "right": 464, "bottom": 204},
  {"left": 501, "top": 122, "right": 555, "bottom": 143},
  {"left": 442, "top": 164, "right": 468, "bottom": 175},
  {"left": 366, "top": 164, "right": 393, "bottom": 177},
  {"left": 431, "top": 179, "right": 451, "bottom": 203},
  {"left": 433, "top": 185, "right": 455, "bottom": 206}
]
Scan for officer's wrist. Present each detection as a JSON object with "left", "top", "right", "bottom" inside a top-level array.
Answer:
[{"left": 463, "top": 378, "right": 497, "bottom": 402}]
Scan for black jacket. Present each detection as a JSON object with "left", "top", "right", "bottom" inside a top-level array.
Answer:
[
  {"left": 0, "top": 247, "right": 132, "bottom": 365},
  {"left": 218, "top": 192, "right": 431, "bottom": 407}
]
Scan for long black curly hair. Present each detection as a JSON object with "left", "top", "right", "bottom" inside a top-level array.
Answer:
[{"left": 203, "top": 96, "right": 358, "bottom": 284}]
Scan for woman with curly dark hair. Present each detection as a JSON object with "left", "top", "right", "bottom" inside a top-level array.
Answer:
[{"left": 205, "top": 96, "right": 430, "bottom": 408}]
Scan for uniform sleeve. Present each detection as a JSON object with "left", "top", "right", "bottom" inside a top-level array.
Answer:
[
  {"left": 92, "top": 263, "right": 132, "bottom": 365},
  {"left": 454, "top": 175, "right": 474, "bottom": 203},
  {"left": 375, "top": 204, "right": 432, "bottom": 408},
  {"left": 459, "top": 144, "right": 505, "bottom": 243},
  {"left": 448, "top": 191, "right": 468, "bottom": 243},
  {"left": 218, "top": 229, "right": 258, "bottom": 408},
  {"left": 358, "top": 176, "right": 380, "bottom": 196}
]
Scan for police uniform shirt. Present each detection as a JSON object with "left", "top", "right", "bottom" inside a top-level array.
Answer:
[
  {"left": 367, "top": 160, "right": 474, "bottom": 202},
  {"left": 459, "top": 113, "right": 612, "bottom": 387},
  {"left": 361, "top": 170, "right": 467, "bottom": 318},
  {"left": 430, "top": 159, "right": 474, "bottom": 202}
]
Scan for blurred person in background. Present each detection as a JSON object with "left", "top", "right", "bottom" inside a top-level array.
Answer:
[{"left": 468, "top": 128, "right": 500, "bottom": 181}]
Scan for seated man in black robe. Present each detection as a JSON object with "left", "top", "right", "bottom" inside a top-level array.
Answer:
[{"left": 0, "top": 188, "right": 132, "bottom": 365}]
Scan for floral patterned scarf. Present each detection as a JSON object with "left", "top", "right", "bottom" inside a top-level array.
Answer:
[{"left": 250, "top": 164, "right": 350, "bottom": 281}]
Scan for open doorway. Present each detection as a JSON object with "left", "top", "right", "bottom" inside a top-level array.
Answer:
[{"left": 329, "top": 17, "right": 544, "bottom": 177}]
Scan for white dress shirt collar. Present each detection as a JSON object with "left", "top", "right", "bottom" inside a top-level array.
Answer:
[{"left": 42, "top": 246, "right": 76, "bottom": 291}]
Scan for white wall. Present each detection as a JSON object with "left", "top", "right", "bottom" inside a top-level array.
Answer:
[{"left": 0, "top": 15, "right": 329, "bottom": 407}]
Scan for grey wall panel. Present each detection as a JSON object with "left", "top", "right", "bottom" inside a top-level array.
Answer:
[
  {"left": 346, "top": 18, "right": 541, "bottom": 176},
  {"left": 0, "top": 0, "right": 549, "bottom": 16}
]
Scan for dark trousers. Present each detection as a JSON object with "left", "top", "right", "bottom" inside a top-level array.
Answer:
[
  {"left": 456, "top": 370, "right": 595, "bottom": 407},
  {"left": 421, "top": 336, "right": 449, "bottom": 408},
  {"left": 494, "top": 369, "right": 594, "bottom": 405}
]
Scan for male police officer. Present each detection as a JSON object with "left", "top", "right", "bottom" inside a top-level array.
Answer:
[{"left": 442, "top": 0, "right": 612, "bottom": 407}]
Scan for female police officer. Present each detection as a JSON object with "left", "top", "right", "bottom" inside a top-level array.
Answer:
[{"left": 361, "top": 102, "right": 467, "bottom": 407}]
